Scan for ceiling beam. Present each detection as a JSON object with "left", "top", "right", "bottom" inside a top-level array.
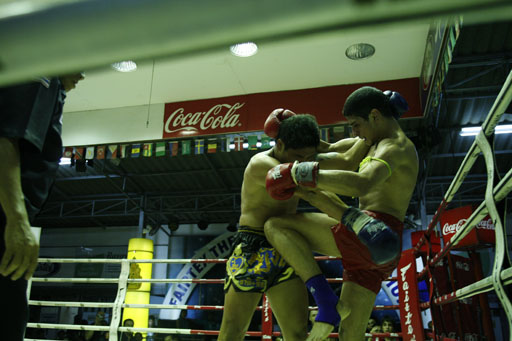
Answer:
[{"left": 2, "top": 0, "right": 512, "bottom": 86}]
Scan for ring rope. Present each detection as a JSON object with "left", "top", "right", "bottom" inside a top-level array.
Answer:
[
  {"left": 406, "top": 69, "right": 512, "bottom": 340},
  {"left": 30, "top": 277, "right": 347, "bottom": 284},
  {"left": 36, "top": 255, "right": 341, "bottom": 264},
  {"left": 414, "top": 69, "right": 512, "bottom": 253}
]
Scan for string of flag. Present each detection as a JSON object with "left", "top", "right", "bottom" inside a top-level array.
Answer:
[{"left": 62, "top": 127, "right": 331, "bottom": 160}]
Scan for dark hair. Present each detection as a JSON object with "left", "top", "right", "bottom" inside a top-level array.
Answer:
[
  {"left": 277, "top": 114, "right": 320, "bottom": 149},
  {"left": 123, "top": 318, "right": 134, "bottom": 326},
  {"left": 343, "top": 86, "right": 407, "bottom": 120}
]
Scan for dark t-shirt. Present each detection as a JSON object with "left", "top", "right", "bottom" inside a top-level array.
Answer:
[{"left": 0, "top": 78, "right": 65, "bottom": 222}]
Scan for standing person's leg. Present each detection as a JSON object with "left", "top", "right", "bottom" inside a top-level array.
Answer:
[
  {"left": 266, "top": 277, "right": 309, "bottom": 340},
  {"left": 0, "top": 212, "right": 29, "bottom": 341},
  {"left": 218, "top": 287, "right": 262, "bottom": 341},
  {"left": 264, "top": 212, "right": 342, "bottom": 340},
  {"left": 337, "top": 282, "right": 377, "bottom": 341}
]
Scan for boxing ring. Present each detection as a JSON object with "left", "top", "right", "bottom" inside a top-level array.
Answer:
[
  {"left": 25, "top": 72, "right": 512, "bottom": 340},
  {"left": 24, "top": 74, "right": 512, "bottom": 341}
]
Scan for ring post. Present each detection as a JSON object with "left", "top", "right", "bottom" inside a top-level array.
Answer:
[
  {"left": 123, "top": 238, "right": 154, "bottom": 337},
  {"left": 398, "top": 249, "right": 424, "bottom": 341}
]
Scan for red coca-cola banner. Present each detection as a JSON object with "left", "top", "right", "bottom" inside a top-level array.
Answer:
[
  {"left": 162, "top": 78, "right": 421, "bottom": 138},
  {"left": 440, "top": 205, "right": 495, "bottom": 249}
]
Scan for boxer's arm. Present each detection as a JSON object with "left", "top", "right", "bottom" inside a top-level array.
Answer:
[
  {"left": 316, "top": 140, "right": 400, "bottom": 197},
  {"left": 317, "top": 138, "right": 369, "bottom": 171},
  {"left": 295, "top": 187, "right": 347, "bottom": 220},
  {"left": 317, "top": 137, "right": 359, "bottom": 154}
]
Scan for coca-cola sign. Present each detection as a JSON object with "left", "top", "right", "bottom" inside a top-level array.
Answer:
[
  {"left": 440, "top": 205, "right": 495, "bottom": 248},
  {"left": 442, "top": 217, "right": 494, "bottom": 236},
  {"left": 162, "top": 77, "right": 423, "bottom": 138},
  {"left": 164, "top": 103, "right": 244, "bottom": 136}
]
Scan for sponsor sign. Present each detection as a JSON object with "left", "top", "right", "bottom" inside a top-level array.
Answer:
[
  {"left": 163, "top": 78, "right": 422, "bottom": 138},
  {"left": 440, "top": 205, "right": 495, "bottom": 248}
]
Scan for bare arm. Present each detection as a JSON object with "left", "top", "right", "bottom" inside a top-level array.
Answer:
[
  {"left": 295, "top": 187, "right": 348, "bottom": 221},
  {"left": 0, "top": 138, "right": 39, "bottom": 280},
  {"left": 316, "top": 137, "right": 358, "bottom": 154},
  {"left": 317, "top": 138, "right": 369, "bottom": 171},
  {"left": 316, "top": 139, "right": 399, "bottom": 197}
]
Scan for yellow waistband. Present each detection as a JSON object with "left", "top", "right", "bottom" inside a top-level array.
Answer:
[{"left": 359, "top": 156, "right": 392, "bottom": 176}]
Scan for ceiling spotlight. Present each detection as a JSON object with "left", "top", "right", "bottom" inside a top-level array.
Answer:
[
  {"left": 168, "top": 221, "right": 179, "bottom": 232},
  {"left": 197, "top": 220, "right": 209, "bottom": 231},
  {"left": 345, "top": 43, "right": 375, "bottom": 60},
  {"left": 230, "top": 42, "right": 258, "bottom": 57},
  {"left": 111, "top": 61, "right": 137, "bottom": 72}
]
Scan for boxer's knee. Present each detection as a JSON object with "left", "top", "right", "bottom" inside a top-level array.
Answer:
[
  {"left": 360, "top": 225, "right": 400, "bottom": 265},
  {"left": 263, "top": 217, "right": 279, "bottom": 240}
]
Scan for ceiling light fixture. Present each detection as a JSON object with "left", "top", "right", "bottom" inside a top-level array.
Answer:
[
  {"left": 459, "top": 124, "right": 512, "bottom": 136},
  {"left": 230, "top": 42, "right": 258, "bottom": 57},
  {"left": 112, "top": 61, "right": 137, "bottom": 72},
  {"left": 345, "top": 43, "right": 375, "bottom": 60}
]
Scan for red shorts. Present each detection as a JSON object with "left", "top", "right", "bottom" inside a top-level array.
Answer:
[{"left": 331, "top": 210, "right": 403, "bottom": 294}]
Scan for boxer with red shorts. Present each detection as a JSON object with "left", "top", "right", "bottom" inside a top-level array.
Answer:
[
  {"left": 264, "top": 86, "right": 418, "bottom": 341},
  {"left": 331, "top": 210, "right": 403, "bottom": 295}
]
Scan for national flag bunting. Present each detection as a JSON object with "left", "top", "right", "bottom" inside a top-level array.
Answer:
[
  {"left": 194, "top": 139, "right": 204, "bottom": 154},
  {"left": 233, "top": 136, "right": 244, "bottom": 151},
  {"left": 169, "top": 141, "right": 178, "bottom": 156},
  {"left": 143, "top": 143, "right": 153, "bottom": 157},
  {"left": 261, "top": 136, "right": 271, "bottom": 149},
  {"left": 182, "top": 140, "right": 191, "bottom": 155},
  {"left": 248, "top": 135, "right": 258, "bottom": 150},
  {"left": 207, "top": 139, "right": 217, "bottom": 153},
  {"left": 74, "top": 147, "right": 84, "bottom": 160},
  {"left": 63, "top": 147, "right": 73, "bottom": 158},
  {"left": 107, "top": 145, "right": 118, "bottom": 159},
  {"left": 85, "top": 146, "right": 94, "bottom": 160},
  {"left": 320, "top": 127, "right": 330, "bottom": 142},
  {"left": 220, "top": 137, "right": 230, "bottom": 152},
  {"left": 156, "top": 142, "right": 166, "bottom": 157},
  {"left": 119, "top": 145, "right": 129, "bottom": 158},
  {"left": 96, "top": 145, "right": 106, "bottom": 160},
  {"left": 131, "top": 144, "right": 141, "bottom": 158}
]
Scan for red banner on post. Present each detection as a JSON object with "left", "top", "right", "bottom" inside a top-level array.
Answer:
[
  {"left": 440, "top": 205, "right": 495, "bottom": 249},
  {"left": 398, "top": 249, "right": 424, "bottom": 341},
  {"left": 162, "top": 78, "right": 421, "bottom": 138}
]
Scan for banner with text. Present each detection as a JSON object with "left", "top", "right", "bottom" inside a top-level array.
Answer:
[
  {"left": 163, "top": 78, "right": 421, "bottom": 138},
  {"left": 159, "top": 232, "right": 236, "bottom": 320}
]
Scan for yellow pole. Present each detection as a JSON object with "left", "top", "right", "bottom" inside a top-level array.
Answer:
[{"left": 123, "top": 238, "right": 153, "bottom": 333}]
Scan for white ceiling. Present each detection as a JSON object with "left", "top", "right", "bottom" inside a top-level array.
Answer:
[{"left": 64, "top": 22, "right": 429, "bottom": 113}]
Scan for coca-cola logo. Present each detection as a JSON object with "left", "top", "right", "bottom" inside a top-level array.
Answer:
[
  {"left": 164, "top": 102, "right": 244, "bottom": 135},
  {"left": 477, "top": 218, "right": 494, "bottom": 230},
  {"left": 442, "top": 218, "right": 466, "bottom": 235},
  {"left": 443, "top": 217, "right": 495, "bottom": 235}
]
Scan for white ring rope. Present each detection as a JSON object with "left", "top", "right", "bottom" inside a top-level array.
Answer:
[{"left": 411, "top": 69, "right": 512, "bottom": 338}]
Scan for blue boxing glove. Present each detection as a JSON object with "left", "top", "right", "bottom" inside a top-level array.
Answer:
[
  {"left": 384, "top": 90, "right": 409, "bottom": 119},
  {"left": 341, "top": 207, "right": 400, "bottom": 265}
]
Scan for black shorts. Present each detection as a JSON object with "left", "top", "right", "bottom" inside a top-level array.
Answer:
[{"left": 224, "top": 227, "right": 297, "bottom": 293}]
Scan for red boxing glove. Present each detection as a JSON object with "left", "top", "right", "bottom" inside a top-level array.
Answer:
[
  {"left": 264, "top": 108, "right": 296, "bottom": 138},
  {"left": 266, "top": 163, "right": 297, "bottom": 200}
]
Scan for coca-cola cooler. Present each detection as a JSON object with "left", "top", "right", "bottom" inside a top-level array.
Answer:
[{"left": 440, "top": 205, "right": 495, "bottom": 249}]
